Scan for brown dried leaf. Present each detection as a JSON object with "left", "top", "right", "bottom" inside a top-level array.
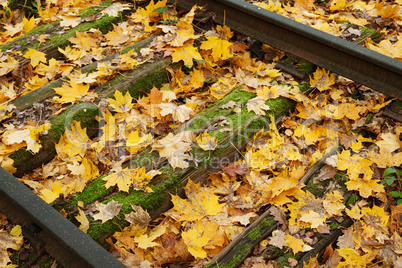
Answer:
[
  {"left": 93, "top": 200, "right": 122, "bottom": 224},
  {"left": 313, "top": 165, "right": 337, "bottom": 183},
  {"left": 337, "top": 226, "right": 354, "bottom": 249}
]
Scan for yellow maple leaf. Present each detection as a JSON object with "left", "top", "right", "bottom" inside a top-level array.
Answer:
[
  {"left": 56, "top": 120, "right": 91, "bottom": 159},
  {"left": 182, "top": 219, "right": 225, "bottom": 259},
  {"left": 171, "top": 41, "right": 203, "bottom": 67},
  {"left": 53, "top": 79, "right": 92, "bottom": 104},
  {"left": 337, "top": 150, "right": 374, "bottom": 181},
  {"left": 0, "top": 229, "right": 23, "bottom": 267},
  {"left": 299, "top": 210, "right": 325, "bottom": 229},
  {"left": 0, "top": 55, "right": 19, "bottom": 76},
  {"left": 134, "top": 224, "right": 166, "bottom": 249},
  {"left": 108, "top": 90, "right": 134, "bottom": 113},
  {"left": 22, "top": 17, "right": 35, "bottom": 33},
  {"left": 366, "top": 39, "right": 402, "bottom": 60},
  {"left": 375, "top": 132, "right": 402, "bottom": 153},
  {"left": 294, "top": 0, "right": 315, "bottom": 11},
  {"left": 29, "top": 122, "right": 51, "bottom": 140},
  {"left": 37, "top": 3, "right": 59, "bottom": 22},
  {"left": 287, "top": 190, "right": 324, "bottom": 229},
  {"left": 105, "top": 24, "right": 130, "bottom": 46},
  {"left": 167, "top": 180, "right": 225, "bottom": 222},
  {"left": 323, "top": 191, "right": 345, "bottom": 217},
  {"left": 58, "top": 45, "right": 83, "bottom": 61},
  {"left": 40, "top": 183, "right": 63, "bottom": 203},
  {"left": 200, "top": 36, "right": 233, "bottom": 62},
  {"left": 330, "top": 0, "right": 354, "bottom": 11},
  {"left": 257, "top": 86, "right": 280, "bottom": 100},
  {"left": 118, "top": 49, "right": 139, "bottom": 70},
  {"left": 152, "top": 131, "right": 195, "bottom": 158},
  {"left": 309, "top": 67, "right": 335, "bottom": 91},
  {"left": 345, "top": 176, "right": 384, "bottom": 198},
  {"left": 98, "top": 108, "right": 117, "bottom": 143},
  {"left": 1, "top": 157, "right": 16, "bottom": 174},
  {"left": 336, "top": 248, "right": 375, "bottom": 267},
  {"left": 103, "top": 167, "right": 154, "bottom": 192},
  {"left": 285, "top": 234, "right": 313, "bottom": 254},
  {"left": 24, "top": 75, "right": 49, "bottom": 92},
  {"left": 376, "top": 1, "right": 400, "bottom": 19},
  {"left": 2, "top": 127, "right": 41, "bottom": 153},
  {"left": 126, "top": 131, "right": 153, "bottom": 154},
  {"left": 23, "top": 48, "right": 47, "bottom": 67},
  {"left": 130, "top": 0, "right": 167, "bottom": 32},
  {"left": 361, "top": 205, "right": 389, "bottom": 229},
  {"left": 35, "top": 58, "right": 73, "bottom": 80},
  {"left": 75, "top": 208, "right": 89, "bottom": 233},
  {"left": 210, "top": 78, "right": 236, "bottom": 100},
  {"left": 68, "top": 31, "right": 98, "bottom": 52},
  {"left": 133, "top": 168, "right": 157, "bottom": 193},
  {"left": 196, "top": 131, "right": 218, "bottom": 151},
  {"left": 345, "top": 205, "right": 362, "bottom": 220},
  {"left": 60, "top": 14, "right": 80, "bottom": 28}
]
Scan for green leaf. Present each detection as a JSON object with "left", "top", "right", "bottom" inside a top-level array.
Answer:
[
  {"left": 153, "top": 7, "right": 168, "bottom": 14},
  {"left": 381, "top": 177, "right": 395, "bottom": 185},
  {"left": 383, "top": 168, "right": 402, "bottom": 178},
  {"left": 390, "top": 191, "right": 402, "bottom": 198}
]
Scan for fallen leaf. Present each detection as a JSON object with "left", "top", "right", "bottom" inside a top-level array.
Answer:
[
  {"left": 93, "top": 200, "right": 122, "bottom": 224},
  {"left": 75, "top": 208, "right": 89, "bottom": 233}
]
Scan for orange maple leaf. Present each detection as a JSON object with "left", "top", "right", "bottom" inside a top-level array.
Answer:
[{"left": 53, "top": 79, "right": 93, "bottom": 104}]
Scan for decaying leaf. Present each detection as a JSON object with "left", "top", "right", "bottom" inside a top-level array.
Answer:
[{"left": 93, "top": 200, "right": 122, "bottom": 224}]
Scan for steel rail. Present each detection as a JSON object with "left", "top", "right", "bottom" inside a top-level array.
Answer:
[
  {"left": 175, "top": 0, "right": 402, "bottom": 99},
  {"left": 0, "top": 167, "right": 125, "bottom": 268}
]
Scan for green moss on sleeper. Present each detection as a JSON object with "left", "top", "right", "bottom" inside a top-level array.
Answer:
[
  {"left": 9, "top": 103, "right": 98, "bottom": 163},
  {"left": 305, "top": 178, "right": 325, "bottom": 196},
  {"left": 49, "top": 102, "right": 99, "bottom": 140},
  {"left": 48, "top": 14, "right": 118, "bottom": 49},
  {"left": 98, "top": 62, "right": 169, "bottom": 100},
  {"left": 299, "top": 60, "right": 314, "bottom": 74},
  {"left": 346, "top": 193, "right": 359, "bottom": 207},
  {"left": 248, "top": 216, "right": 275, "bottom": 241},
  {"left": 82, "top": 165, "right": 182, "bottom": 242},
  {"left": 71, "top": 175, "right": 111, "bottom": 206},
  {"left": 9, "top": 148, "right": 33, "bottom": 161}
]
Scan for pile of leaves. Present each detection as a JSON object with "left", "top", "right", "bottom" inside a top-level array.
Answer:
[
  {"left": 0, "top": 213, "right": 23, "bottom": 268},
  {"left": 250, "top": 0, "right": 402, "bottom": 60},
  {"left": 0, "top": 0, "right": 402, "bottom": 267},
  {"left": 108, "top": 69, "right": 402, "bottom": 266}
]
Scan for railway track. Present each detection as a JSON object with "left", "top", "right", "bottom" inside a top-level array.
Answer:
[{"left": 0, "top": 0, "right": 401, "bottom": 267}]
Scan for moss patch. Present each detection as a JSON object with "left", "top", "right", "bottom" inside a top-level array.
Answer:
[
  {"left": 48, "top": 14, "right": 118, "bottom": 50},
  {"left": 305, "top": 178, "right": 325, "bottom": 196},
  {"left": 299, "top": 60, "right": 314, "bottom": 74},
  {"left": 82, "top": 165, "right": 182, "bottom": 243},
  {"left": 50, "top": 102, "right": 99, "bottom": 140}
]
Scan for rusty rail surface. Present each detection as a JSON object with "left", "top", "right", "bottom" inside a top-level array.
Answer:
[
  {"left": 0, "top": 168, "right": 125, "bottom": 268},
  {"left": 174, "top": 0, "right": 402, "bottom": 99}
]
